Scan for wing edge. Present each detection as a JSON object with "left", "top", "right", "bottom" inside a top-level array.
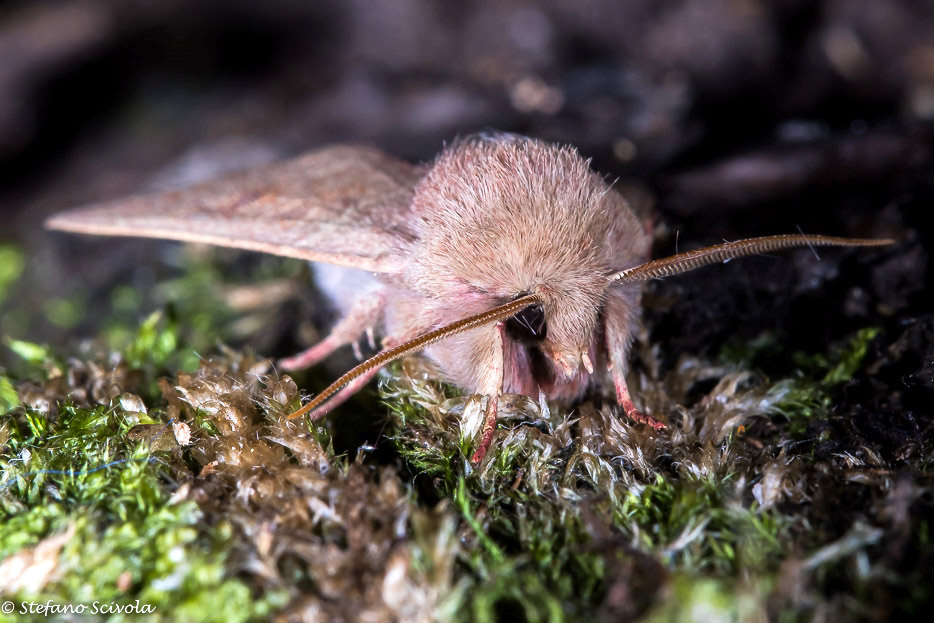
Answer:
[{"left": 45, "top": 213, "right": 404, "bottom": 273}]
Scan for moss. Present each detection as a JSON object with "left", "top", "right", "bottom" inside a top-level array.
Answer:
[
  {"left": 0, "top": 252, "right": 307, "bottom": 621},
  {"left": 4, "top": 339, "right": 53, "bottom": 368},
  {"left": 0, "top": 245, "right": 24, "bottom": 306},
  {"left": 613, "top": 475, "right": 783, "bottom": 573},
  {"left": 0, "top": 316, "right": 904, "bottom": 623},
  {"left": 0, "top": 237, "right": 928, "bottom": 622},
  {"left": 791, "top": 327, "right": 881, "bottom": 387},
  {"left": 372, "top": 318, "right": 922, "bottom": 621},
  {"left": 42, "top": 296, "right": 87, "bottom": 330},
  {"left": 722, "top": 328, "right": 882, "bottom": 438},
  {"left": 642, "top": 574, "right": 772, "bottom": 623},
  {"left": 0, "top": 395, "right": 287, "bottom": 623},
  {"left": 0, "top": 375, "right": 18, "bottom": 415}
]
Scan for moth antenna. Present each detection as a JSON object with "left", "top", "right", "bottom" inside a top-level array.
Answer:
[
  {"left": 607, "top": 234, "right": 894, "bottom": 284},
  {"left": 287, "top": 292, "right": 545, "bottom": 420}
]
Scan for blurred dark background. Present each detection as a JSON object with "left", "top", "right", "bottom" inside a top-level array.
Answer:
[{"left": 0, "top": 0, "right": 932, "bottom": 363}]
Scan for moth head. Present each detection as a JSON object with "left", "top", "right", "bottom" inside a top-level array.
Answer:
[
  {"left": 503, "top": 262, "right": 606, "bottom": 384},
  {"left": 407, "top": 132, "right": 634, "bottom": 375}
]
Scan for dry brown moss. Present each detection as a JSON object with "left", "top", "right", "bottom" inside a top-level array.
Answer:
[{"left": 149, "top": 354, "right": 458, "bottom": 623}]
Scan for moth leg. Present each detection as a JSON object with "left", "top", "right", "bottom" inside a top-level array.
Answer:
[
  {"left": 470, "top": 324, "right": 506, "bottom": 465},
  {"left": 605, "top": 294, "right": 667, "bottom": 431},
  {"left": 612, "top": 373, "right": 666, "bottom": 431},
  {"left": 280, "top": 292, "right": 386, "bottom": 370},
  {"left": 301, "top": 332, "right": 409, "bottom": 420},
  {"left": 305, "top": 364, "right": 383, "bottom": 420}
]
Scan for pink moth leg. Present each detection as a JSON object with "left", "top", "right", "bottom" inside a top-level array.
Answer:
[
  {"left": 298, "top": 332, "right": 410, "bottom": 419},
  {"left": 279, "top": 291, "right": 386, "bottom": 370},
  {"left": 470, "top": 324, "right": 506, "bottom": 465},
  {"left": 605, "top": 294, "right": 666, "bottom": 430},
  {"left": 304, "top": 364, "right": 384, "bottom": 420}
]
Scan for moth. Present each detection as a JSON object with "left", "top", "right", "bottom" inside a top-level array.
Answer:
[{"left": 46, "top": 135, "right": 892, "bottom": 464}]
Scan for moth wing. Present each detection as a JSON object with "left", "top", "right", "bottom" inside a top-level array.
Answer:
[{"left": 45, "top": 145, "right": 423, "bottom": 273}]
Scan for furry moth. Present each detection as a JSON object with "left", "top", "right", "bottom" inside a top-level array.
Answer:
[{"left": 46, "top": 135, "right": 893, "bottom": 464}]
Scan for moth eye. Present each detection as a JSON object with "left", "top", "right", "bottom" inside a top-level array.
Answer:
[{"left": 505, "top": 300, "right": 547, "bottom": 344}]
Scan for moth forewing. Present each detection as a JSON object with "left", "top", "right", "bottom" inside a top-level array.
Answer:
[{"left": 45, "top": 145, "right": 423, "bottom": 272}]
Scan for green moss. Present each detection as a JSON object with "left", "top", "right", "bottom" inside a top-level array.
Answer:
[
  {"left": 122, "top": 310, "right": 182, "bottom": 371},
  {"left": 55, "top": 505, "right": 288, "bottom": 623},
  {"left": 0, "top": 245, "right": 24, "bottom": 305},
  {"left": 0, "top": 375, "right": 18, "bottom": 415},
  {"left": 42, "top": 296, "right": 87, "bottom": 330},
  {"left": 764, "top": 379, "right": 832, "bottom": 436},
  {"left": 791, "top": 327, "right": 881, "bottom": 386},
  {"left": 0, "top": 315, "right": 900, "bottom": 622},
  {"left": 0, "top": 392, "right": 287, "bottom": 622},
  {"left": 613, "top": 475, "right": 782, "bottom": 573},
  {"left": 4, "top": 338, "right": 53, "bottom": 367},
  {"left": 374, "top": 321, "right": 907, "bottom": 620},
  {"left": 383, "top": 372, "right": 790, "bottom": 619},
  {"left": 1, "top": 499, "right": 288, "bottom": 623},
  {"left": 725, "top": 328, "right": 882, "bottom": 437},
  {"left": 642, "top": 574, "right": 772, "bottom": 623},
  {"left": 383, "top": 372, "right": 464, "bottom": 489},
  {"left": 450, "top": 478, "right": 605, "bottom": 621},
  {"left": 0, "top": 262, "right": 298, "bottom": 619}
]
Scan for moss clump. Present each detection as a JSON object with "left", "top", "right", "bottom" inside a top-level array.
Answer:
[
  {"left": 0, "top": 245, "right": 24, "bottom": 306},
  {"left": 0, "top": 316, "right": 464, "bottom": 622},
  {"left": 718, "top": 327, "right": 881, "bottom": 439},
  {"left": 0, "top": 346, "right": 288, "bottom": 622},
  {"left": 1, "top": 243, "right": 929, "bottom": 622},
  {"left": 376, "top": 319, "right": 924, "bottom": 622}
]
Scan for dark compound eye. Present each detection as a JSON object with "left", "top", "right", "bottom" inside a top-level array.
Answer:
[{"left": 506, "top": 302, "right": 547, "bottom": 344}]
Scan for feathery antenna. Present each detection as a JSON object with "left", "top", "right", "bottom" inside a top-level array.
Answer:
[
  {"left": 287, "top": 292, "right": 545, "bottom": 420},
  {"left": 608, "top": 234, "right": 894, "bottom": 284}
]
